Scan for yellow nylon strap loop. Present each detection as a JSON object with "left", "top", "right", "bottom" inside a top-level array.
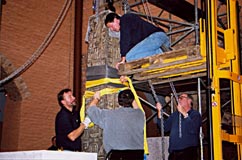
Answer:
[
  {"left": 81, "top": 87, "right": 128, "bottom": 128},
  {"left": 86, "top": 78, "right": 128, "bottom": 88},
  {"left": 126, "top": 77, "right": 149, "bottom": 154},
  {"left": 126, "top": 77, "right": 144, "bottom": 112},
  {"left": 81, "top": 77, "right": 128, "bottom": 121},
  {"left": 80, "top": 77, "right": 149, "bottom": 154}
]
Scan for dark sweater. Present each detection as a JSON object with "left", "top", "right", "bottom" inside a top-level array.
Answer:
[
  {"left": 120, "top": 13, "right": 164, "bottom": 57},
  {"left": 157, "top": 109, "right": 202, "bottom": 153}
]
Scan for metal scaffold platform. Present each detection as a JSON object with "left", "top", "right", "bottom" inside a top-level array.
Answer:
[{"left": 116, "top": 0, "right": 242, "bottom": 160}]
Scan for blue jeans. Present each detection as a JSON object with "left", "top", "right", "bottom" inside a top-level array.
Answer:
[{"left": 126, "top": 32, "right": 170, "bottom": 62}]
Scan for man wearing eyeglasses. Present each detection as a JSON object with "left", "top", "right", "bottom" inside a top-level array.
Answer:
[{"left": 156, "top": 93, "right": 202, "bottom": 160}]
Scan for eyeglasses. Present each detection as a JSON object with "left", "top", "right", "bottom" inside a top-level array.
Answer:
[{"left": 178, "top": 96, "right": 188, "bottom": 100}]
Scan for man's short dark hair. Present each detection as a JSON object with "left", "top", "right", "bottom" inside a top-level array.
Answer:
[
  {"left": 118, "top": 89, "right": 134, "bottom": 108},
  {"left": 57, "top": 88, "right": 71, "bottom": 108},
  {"left": 104, "top": 12, "right": 120, "bottom": 26}
]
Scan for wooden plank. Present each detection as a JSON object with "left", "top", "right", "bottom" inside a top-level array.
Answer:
[
  {"left": 140, "top": 56, "right": 204, "bottom": 73},
  {"left": 133, "top": 63, "right": 206, "bottom": 81},
  {"left": 132, "top": 72, "right": 207, "bottom": 96},
  {"left": 119, "top": 46, "right": 200, "bottom": 75},
  {"left": 151, "top": 72, "right": 207, "bottom": 85}
]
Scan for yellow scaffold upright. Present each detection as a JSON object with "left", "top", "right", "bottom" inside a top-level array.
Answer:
[{"left": 206, "top": 0, "right": 242, "bottom": 159}]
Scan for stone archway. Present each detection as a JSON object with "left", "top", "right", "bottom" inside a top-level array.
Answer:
[
  {"left": 0, "top": 53, "right": 30, "bottom": 151},
  {"left": 0, "top": 53, "right": 30, "bottom": 101}
]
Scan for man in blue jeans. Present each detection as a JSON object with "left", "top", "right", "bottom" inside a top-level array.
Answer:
[{"left": 105, "top": 12, "right": 170, "bottom": 69}]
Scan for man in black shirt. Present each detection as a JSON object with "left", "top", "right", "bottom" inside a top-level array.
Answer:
[
  {"left": 105, "top": 12, "right": 170, "bottom": 69},
  {"left": 55, "top": 88, "right": 91, "bottom": 151}
]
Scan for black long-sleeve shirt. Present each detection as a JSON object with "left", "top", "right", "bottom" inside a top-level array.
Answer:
[{"left": 120, "top": 13, "right": 164, "bottom": 57}]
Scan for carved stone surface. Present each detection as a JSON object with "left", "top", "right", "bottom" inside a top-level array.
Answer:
[
  {"left": 82, "top": 10, "right": 121, "bottom": 160},
  {"left": 86, "top": 10, "right": 120, "bottom": 68}
]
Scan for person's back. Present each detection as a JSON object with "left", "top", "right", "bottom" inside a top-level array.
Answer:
[
  {"left": 86, "top": 89, "right": 145, "bottom": 154},
  {"left": 90, "top": 106, "right": 144, "bottom": 153}
]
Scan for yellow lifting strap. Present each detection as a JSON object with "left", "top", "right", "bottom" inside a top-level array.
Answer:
[{"left": 80, "top": 77, "right": 149, "bottom": 154}]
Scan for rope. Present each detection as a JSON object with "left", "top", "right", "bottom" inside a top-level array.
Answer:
[
  {"left": 148, "top": 80, "right": 165, "bottom": 160},
  {"left": 141, "top": 0, "right": 154, "bottom": 24},
  {"left": 122, "top": 0, "right": 130, "bottom": 13},
  {"left": 169, "top": 80, "right": 182, "bottom": 138},
  {"left": 68, "top": 3, "right": 73, "bottom": 88},
  {"left": 0, "top": 0, "right": 73, "bottom": 86}
]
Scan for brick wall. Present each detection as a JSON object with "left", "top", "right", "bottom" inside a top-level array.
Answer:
[{"left": 0, "top": 0, "right": 76, "bottom": 151}]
